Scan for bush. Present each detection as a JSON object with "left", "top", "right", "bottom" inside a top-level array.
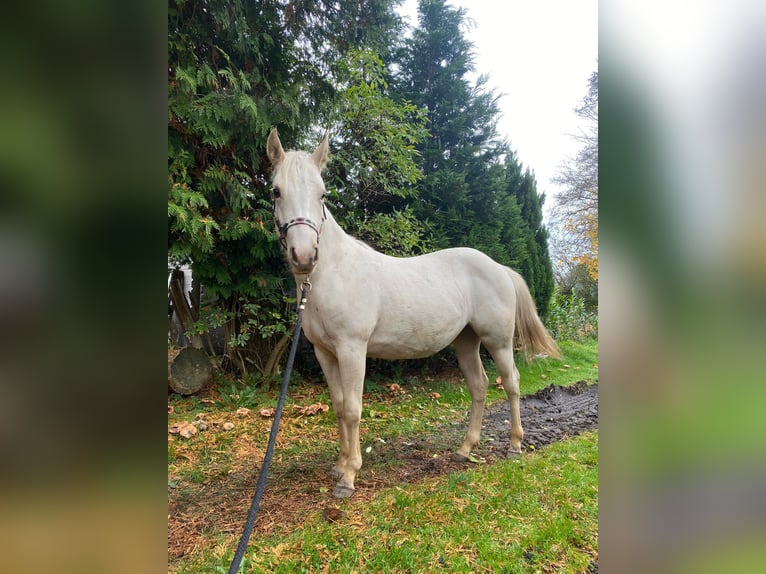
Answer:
[{"left": 546, "top": 287, "right": 598, "bottom": 342}]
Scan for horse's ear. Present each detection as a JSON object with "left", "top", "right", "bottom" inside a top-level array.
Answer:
[
  {"left": 267, "top": 128, "right": 285, "bottom": 168},
  {"left": 311, "top": 133, "right": 329, "bottom": 171}
]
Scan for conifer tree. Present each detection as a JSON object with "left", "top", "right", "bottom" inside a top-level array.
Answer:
[
  {"left": 168, "top": 0, "right": 409, "bottom": 377},
  {"left": 395, "top": 0, "right": 554, "bottom": 315}
]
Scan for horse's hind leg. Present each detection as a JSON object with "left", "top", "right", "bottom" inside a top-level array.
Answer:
[
  {"left": 453, "top": 327, "right": 488, "bottom": 461},
  {"left": 486, "top": 343, "right": 523, "bottom": 457}
]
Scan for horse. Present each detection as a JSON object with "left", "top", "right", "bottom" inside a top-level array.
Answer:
[{"left": 266, "top": 128, "right": 561, "bottom": 498}]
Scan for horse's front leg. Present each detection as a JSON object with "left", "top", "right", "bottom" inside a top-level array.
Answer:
[
  {"left": 333, "top": 345, "right": 367, "bottom": 498},
  {"left": 326, "top": 343, "right": 366, "bottom": 498},
  {"left": 314, "top": 345, "right": 349, "bottom": 480}
]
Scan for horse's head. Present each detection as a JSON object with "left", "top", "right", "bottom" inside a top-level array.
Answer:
[{"left": 267, "top": 128, "right": 329, "bottom": 275}]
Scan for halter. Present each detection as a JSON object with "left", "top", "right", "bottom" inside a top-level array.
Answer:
[{"left": 275, "top": 200, "right": 327, "bottom": 249}]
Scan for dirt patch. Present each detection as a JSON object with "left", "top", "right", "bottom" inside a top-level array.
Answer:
[
  {"left": 359, "top": 380, "right": 598, "bottom": 480},
  {"left": 168, "top": 382, "right": 598, "bottom": 560}
]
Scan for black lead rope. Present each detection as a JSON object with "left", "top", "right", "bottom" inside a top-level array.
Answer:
[{"left": 227, "top": 279, "right": 311, "bottom": 574}]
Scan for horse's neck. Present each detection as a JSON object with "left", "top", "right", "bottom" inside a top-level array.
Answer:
[{"left": 293, "top": 208, "right": 360, "bottom": 284}]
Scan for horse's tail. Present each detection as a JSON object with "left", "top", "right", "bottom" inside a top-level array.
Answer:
[{"left": 508, "top": 268, "right": 562, "bottom": 360}]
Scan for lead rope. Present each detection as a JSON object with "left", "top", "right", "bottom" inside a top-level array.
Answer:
[{"left": 227, "top": 277, "right": 312, "bottom": 574}]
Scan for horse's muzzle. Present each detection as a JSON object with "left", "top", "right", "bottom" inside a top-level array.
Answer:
[{"left": 290, "top": 246, "right": 318, "bottom": 274}]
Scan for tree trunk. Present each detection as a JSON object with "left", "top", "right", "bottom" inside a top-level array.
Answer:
[
  {"left": 262, "top": 332, "right": 291, "bottom": 386},
  {"left": 168, "top": 270, "right": 205, "bottom": 350},
  {"left": 168, "top": 347, "right": 212, "bottom": 395}
]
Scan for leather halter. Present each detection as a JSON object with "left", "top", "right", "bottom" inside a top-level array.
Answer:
[{"left": 275, "top": 201, "right": 327, "bottom": 249}]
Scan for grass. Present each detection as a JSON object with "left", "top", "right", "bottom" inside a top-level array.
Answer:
[{"left": 168, "top": 338, "right": 598, "bottom": 573}]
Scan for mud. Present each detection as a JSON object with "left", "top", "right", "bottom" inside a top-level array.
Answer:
[{"left": 363, "top": 380, "right": 598, "bottom": 477}]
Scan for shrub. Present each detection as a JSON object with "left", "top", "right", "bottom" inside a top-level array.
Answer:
[{"left": 546, "top": 287, "right": 598, "bottom": 342}]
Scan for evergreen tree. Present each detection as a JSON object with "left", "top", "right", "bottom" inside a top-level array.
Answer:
[
  {"left": 395, "top": 0, "right": 554, "bottom": 316},
  {"left": 505, "top": 163, "right": 555, "bottom": 316},
  {"left": 168, "top": 0, "right": 408, "bottom": 378}
]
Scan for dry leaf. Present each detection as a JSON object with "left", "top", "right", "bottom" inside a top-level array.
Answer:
[
  {"left": 168, "top": 422, "right": 198, "bottom": 438},
  {"left": 387, "top": 384, "right": 403, "bottom": 395},
  {"left": 167, "top": 405, "right": 174, "bottom": 414},
  {"left": 222, "top": 422, "right": 235, "bottom": 431},
  {"left": 563, "top": 364, "right": 571, "bottom": 369},
  {"left": 429, "top": 392, "right": 441, "bottom": 399},
  {"left": 322, "top": 507, "right": 345, "bottom": 523},
  {"left": 236, "top": 407, "right": 251, "bottom": 416},
  {"left": 259, "top": 407, "right": 276, "bottom": 418},
  {"left": 541, "top": 374, "right": 547, "bottom": 379},
  {"left": 296, "top": 403, "right": 329, "bottom": 416}
]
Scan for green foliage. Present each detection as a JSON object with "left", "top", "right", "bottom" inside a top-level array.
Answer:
[
  {"left": 546, "top": 287, "right": 598, "bottom": 342},
  {"left": 168, "top": 1, "right": 410, "bottom": 378},
  {"left": 324, "top": 49, "right": 430, "bottom": 255},
  {"left": 357, "top": 208, "right": 431, "bottom": 256}
]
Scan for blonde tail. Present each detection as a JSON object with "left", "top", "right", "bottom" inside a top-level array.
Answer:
[{"left": 508, "top": 268, "right": 561, "bottom": 360}]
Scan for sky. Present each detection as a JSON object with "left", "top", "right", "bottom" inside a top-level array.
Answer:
[{"left": 397, "top": 0, "right": 598, "bottom": 208}]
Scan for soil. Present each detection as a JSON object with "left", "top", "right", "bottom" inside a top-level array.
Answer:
[{"left": 168, "top": 381, "right": 598, "bottom": 560}]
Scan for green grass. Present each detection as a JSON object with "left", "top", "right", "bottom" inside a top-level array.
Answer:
[
  {"left": 169, "top": 338, "right": 598, "bottom": 573},
  {"left": 175, "top": 432, "right": 598, "bottom": 574}
]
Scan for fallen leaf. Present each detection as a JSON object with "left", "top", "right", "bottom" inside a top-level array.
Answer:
[
  {"left": 168, "top": 422, "right": 197, "bottom": 438},
  {"left": 429, "top": 392, "right": 441, "bottom": 399},
  {"left": 270, "top": 542, "right": 289, "bottom": 558},
  {"left": 541, "top": 374, "right": 547, "bottom": 379},
  {"left": 296, "top": 403, "right": 329, "bottom": 416},
  {"left": 236, "top": 407, "right": 251, "bottom": 416},
  {"left": 563, "top": 364, "right": 571, "bottom": 369},
  {"left": 259, "top": 407, "right": 276, "bottom": 418},
  {"left": 222, "top": 422, "right": 235, "bottom": 431},
  {"left": 322, "top": 507, "right": 345, "bottom": 523},
  {"left": 167, "top": 405, "right": 174, "bottom": 414},
  {"left": 387, "top": 383, "right": 403, "bottom": 395}
]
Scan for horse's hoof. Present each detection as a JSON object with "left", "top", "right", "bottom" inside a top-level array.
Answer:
[
  {"left": 507, "top": 449, "right": 522, "bottom": 459},
  {"left": 452, "top": 452, "right": 470, "bottom": 463},
  {"left": 332, "top": 484, "right": 355, "bottom": 499}
]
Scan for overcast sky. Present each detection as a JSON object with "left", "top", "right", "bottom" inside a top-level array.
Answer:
[{"left": 397, "top": 0, "right": 598, "bottom": 207}]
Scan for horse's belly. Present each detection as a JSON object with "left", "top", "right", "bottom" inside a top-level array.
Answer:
[{"left": 366, "top": 322, "right": 462, "bottom": 359}]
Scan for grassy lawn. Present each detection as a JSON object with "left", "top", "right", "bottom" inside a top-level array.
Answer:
[{"left": 168, "top": 339, "right": 598, "bottom": 573}]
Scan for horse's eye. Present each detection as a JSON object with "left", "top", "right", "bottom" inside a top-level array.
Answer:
[{"left": 272, "top": 187, "right": 281, "bottom": 199}]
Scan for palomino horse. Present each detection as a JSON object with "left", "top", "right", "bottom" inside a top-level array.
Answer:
[{"left": 266, "top": 129, "right": 561, "bottom": 498}]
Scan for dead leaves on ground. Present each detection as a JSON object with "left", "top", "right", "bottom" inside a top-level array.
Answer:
[
  {"left": 168, "top": 422, "right": 197, "bottom": 439},
  {"left": 169, "top": 402, "right": 330, "bottom": 438},
  {"left": 295, "top": 402, "right": 329, "bottom": 416}
]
